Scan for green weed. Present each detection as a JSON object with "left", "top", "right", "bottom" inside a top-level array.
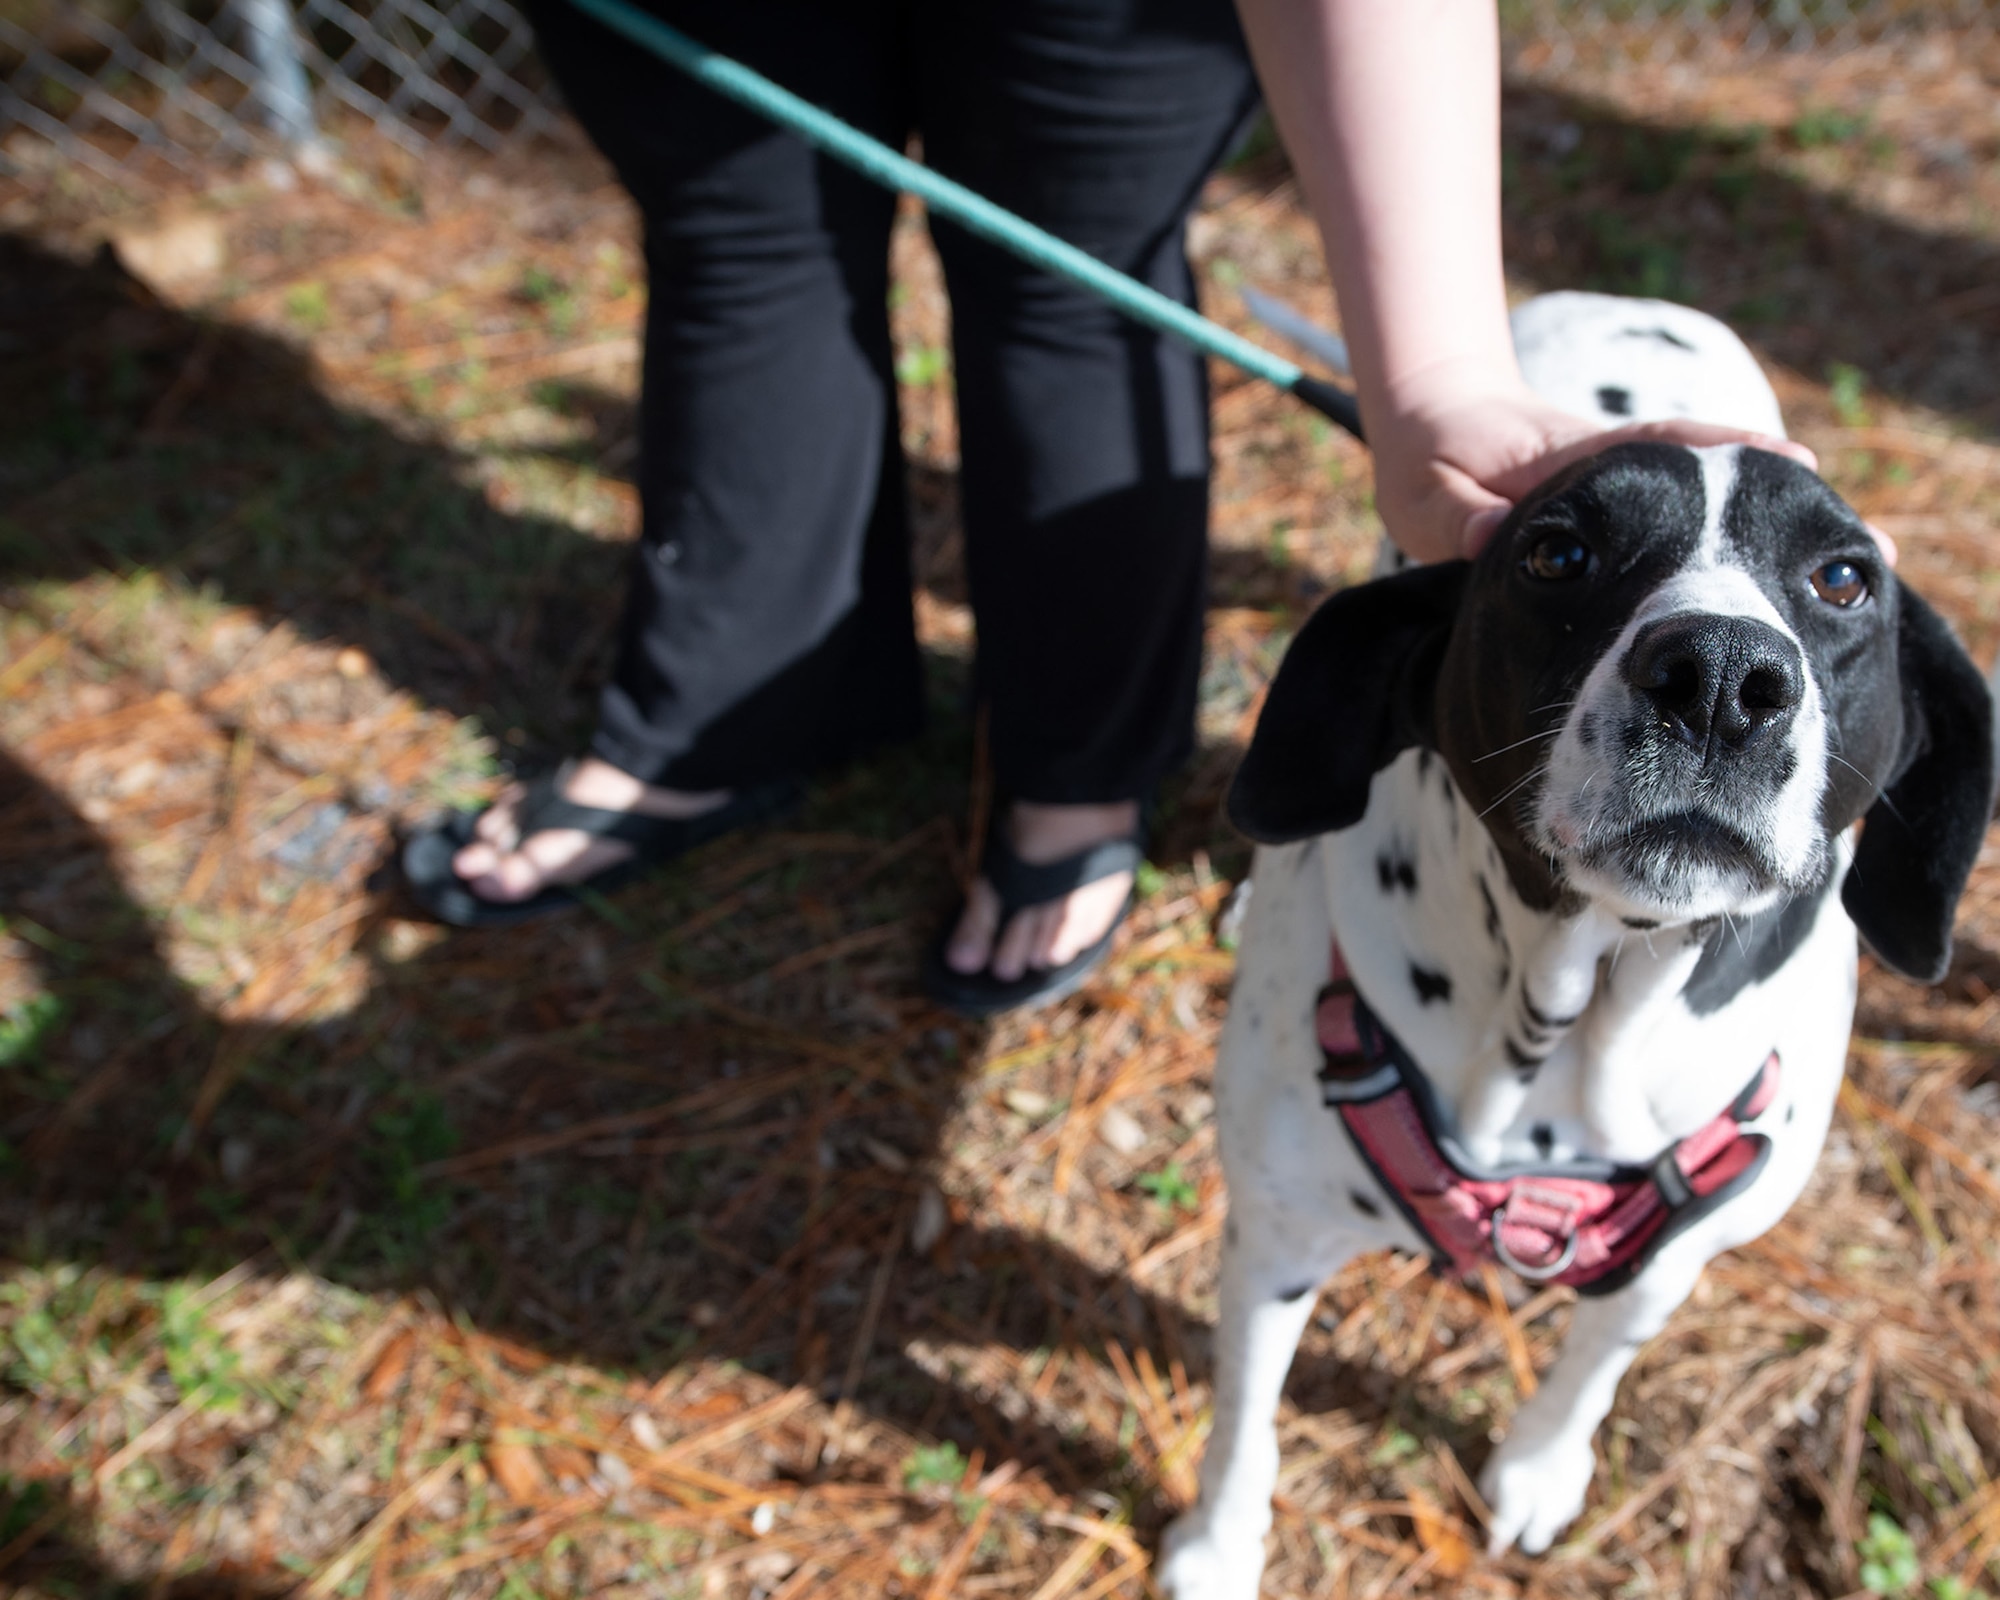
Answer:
[
  {"left": 0, "top": 1476, "right": 55, "bottom": 1545},
  {"left": 519, "top": 266, "right": 579, "bottom": 337},
  {"left": 154, "top": 1283, "right": 245, "bottom": 1410},
  {"left": 1136, "top": 1162, "right": 1198, "bottom": 1213},
  {"left": 0, "top": 994, "right": 64, "bottom": 1071},
  {"left": 366, "top": 1094, "right": 460, "bottom": 1262},
  {"left": 1828, "top": 362, "right": 1872, "bottom": 428},
  {"left": 1587, "top": 212, "right": 1685, "bottom": 300},
  {"left": 1369, "top": 1427, "right": 1420, "bottom": 1467},
  {"left": 1859, "top": 1512, "right": 1920, "bottom": 1595},
  {"left": 894, "top": 343, "right": 950, "bottom": 388},
  {"left": 901, "top": 1440, "right": 967, "bottom": 1493},
  {"left": 284, "top": 282, "right": 330, "bottom": 331},
  {"left": 1622, "top": 127, "right": 1698, "bottom": 194},
  {"left": 1793, "top": 106, "right": 1867, "bottom": 149}
]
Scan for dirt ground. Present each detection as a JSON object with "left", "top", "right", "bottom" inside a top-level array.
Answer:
[{"left": 2, "top": 18, "right": 2000, "bottom": 1599}]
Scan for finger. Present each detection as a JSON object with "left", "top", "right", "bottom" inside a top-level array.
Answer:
[
  {"left": 1866, "top": 521, "right": 1899, "bottom": 568},
  {"left": 1461, "top": 503, "right": 1511, "bottom": 559},
  {"left": 1480, "top": 422, "right": 1814, "bottom": 506},
  {"left": 1385, "top": 465, "right": 1510, "bottom": 566},
  {"left": 1421, "top": 461, "right": 1510, "bottom": 562}
]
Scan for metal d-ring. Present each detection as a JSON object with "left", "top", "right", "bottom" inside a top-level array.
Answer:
[{"left": 1489, "top": 1208, "right": 1579, "bottom": 1281}]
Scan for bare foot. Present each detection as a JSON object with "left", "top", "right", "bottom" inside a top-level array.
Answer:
[
  {"left": 943, "top": 800, "right": 1139, "bottom": 983},
  {"left": 450, "top": 757, "right": 729, "bottom": 903}
]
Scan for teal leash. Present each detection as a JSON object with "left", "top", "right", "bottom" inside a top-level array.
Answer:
[{"left": 563, "top": 0, "right": 1364, "bottom": 441}]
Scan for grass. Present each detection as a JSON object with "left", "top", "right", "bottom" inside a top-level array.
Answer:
[{"left": 0, "top": 15, "right": 1998, "bottom": 1596}]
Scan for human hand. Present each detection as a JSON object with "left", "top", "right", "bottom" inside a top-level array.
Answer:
[{"left": 1366, "top": 369, "right": 1827, "bottom": 565}]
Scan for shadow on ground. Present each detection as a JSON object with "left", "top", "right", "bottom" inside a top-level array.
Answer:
[{"left": 0, "top": 231, "right": 1394, "bottom": 1592}]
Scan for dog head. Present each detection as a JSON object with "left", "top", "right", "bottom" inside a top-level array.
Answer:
[{"left": 1230, "top": 442, "right": 1996, "bottom": 982}]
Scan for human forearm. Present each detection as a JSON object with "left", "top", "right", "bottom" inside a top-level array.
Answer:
[
  {"left": 1232, "top": 0, "right": 1815, "bottom": 562},
  {"left": 1235, "top": 0, "right": 1523, "bottom": 430}
]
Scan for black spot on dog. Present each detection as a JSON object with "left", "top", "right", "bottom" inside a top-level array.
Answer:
[
  {"left": 1410, "top": 964, "right": 1453, "bottom": 1005},
  {"left": 1624, "top": 323, "right": 1695, "bottom": 351},
  {"left": 1531, "top": 1122, "right": 1555, "bottom": 1155},
  {"left": 1595, "top": 384, "right": 1633, "bottom": 417},
  {"left": 1520, "top": 994, "right": 1582, "bottom": 1032},
  {"left": 1785, "top": 1103, "right": 1796, "bottom": 1124},
  {"left": 1376, "top": 850, "right": 1418, "bottom": 895},
  {"left": 1278, "top": 1282, "right": 1315, "bottom": 1303},
  {"left": 1684, "top": 883, "right": 1833, "bottom": 1016},
  {"left": 1621, "top": 916, "right": 1660, "bottom": 930},
  {"left": 1476, "top": 875, "right": 1504, "bottom": 943},
  {"left": 1349, "top": 1189, "right": 1382, "bottom": 1218},
  {"left": 1505, "top": 1038, "right": 1544, "bottom": 1075}
]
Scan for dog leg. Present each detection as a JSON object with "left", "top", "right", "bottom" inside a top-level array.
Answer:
[
  {"left": 1480, "top": 1252, "right": 1705, "bottom": 1554},
  {"left": 1458, "top": 911, "right": 1613, "bottom": 1163},
  {"left": 1158, "top": 1222, "right": 1356, "bottom": 1600}
]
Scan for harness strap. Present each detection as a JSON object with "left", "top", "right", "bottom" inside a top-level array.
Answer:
[{"left": 1317, "top": 940, "right": 1778, "bottom": 1296}]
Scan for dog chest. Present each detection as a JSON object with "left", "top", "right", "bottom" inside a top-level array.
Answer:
[{"left": 1311, "top": 751, "right": 1853, "bottom": 1169}]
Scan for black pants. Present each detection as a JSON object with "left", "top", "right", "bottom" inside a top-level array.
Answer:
[{"left": 527, "top": 0, "right": 1257, "bottom": 802}]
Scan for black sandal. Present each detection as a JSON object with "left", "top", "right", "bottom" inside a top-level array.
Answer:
[
  {"left": 400, "top": 766, "right": 799, "bottom": 929},
  {"left": 922, "top": 809, "right": 1146, "bottom": 1018}
]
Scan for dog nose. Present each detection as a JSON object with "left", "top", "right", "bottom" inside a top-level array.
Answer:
[{"left": 1622, "top": 614, "right": 1803, "bottom": 753}]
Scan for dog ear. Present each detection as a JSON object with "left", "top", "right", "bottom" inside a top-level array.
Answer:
[
  {"left": 1229, "top": 562, "right": 1469, "bottom": 844},
  {"left": 1841, "top": 581, "right": 1997, "bottom": 983}
]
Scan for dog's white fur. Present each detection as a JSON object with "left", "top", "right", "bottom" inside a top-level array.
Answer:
[{"left": 1158, "top": 294, "right": 1858, "bottom": 1593}]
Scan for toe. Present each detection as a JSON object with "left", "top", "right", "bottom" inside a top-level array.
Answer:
[
  {"left": 478, "top": 850, "right": 547, "bottom": 902},
  {"left": 452, "top": 838, "right": 499, "bottom": 880},
  {"left": 992, "top": 901, "right": 1047, "bottom": 983},
  {"left": 471, "top": 785, "right": 524, "bottom": 847},
  {"left": 945, "top": 879, "right": 1004, "bottom": 974},
  {"left": 1042, "top": 872, "right": 1132, "bottom": 966}
]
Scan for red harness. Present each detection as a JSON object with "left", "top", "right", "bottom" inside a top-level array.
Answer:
[{"left": 1317, "top": 942, "right": 1778, "bottom": 1297}]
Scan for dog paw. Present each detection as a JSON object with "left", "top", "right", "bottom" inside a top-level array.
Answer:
[
  {"left": 1156, "top": 1512, "right": 1264, "bottom": 1600},
  {"left": 1480, "top": 1438, "right": 1596, "bottom": 1555}
]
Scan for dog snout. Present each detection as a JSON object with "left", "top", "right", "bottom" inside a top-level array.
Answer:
[{"left": 1622, "top": 614, "right": 1803, "bottom": 755}]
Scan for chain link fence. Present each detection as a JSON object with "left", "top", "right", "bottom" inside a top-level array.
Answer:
[
  {"left": 1, "top": 0, "right": 559, "bottom": 175},
  {"left": 2, "top": 1, "right": 1996, "bottom": 179}
]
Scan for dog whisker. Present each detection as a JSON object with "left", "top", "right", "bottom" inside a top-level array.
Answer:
[
  {"left": 1826, "top": 751, "right": 1904, "bottom": 825},
  {"left": 1472, "top": 727, "right": 1563, "bottom": 763},
  {"left": 1478, "top": 759, "right": 1548, "bottom": 821}
]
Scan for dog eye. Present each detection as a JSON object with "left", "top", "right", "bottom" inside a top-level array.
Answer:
[
  {"left": 1810, "top": 560, "right": 1870, "bottom": 608},
  {"left": 1522, "top": 533, "right": 1592, "bottom": 582}
]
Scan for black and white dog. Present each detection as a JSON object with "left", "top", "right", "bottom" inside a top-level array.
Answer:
[{"left": 1158, "top": 293, "right": 1996, "bottom": 1594}]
